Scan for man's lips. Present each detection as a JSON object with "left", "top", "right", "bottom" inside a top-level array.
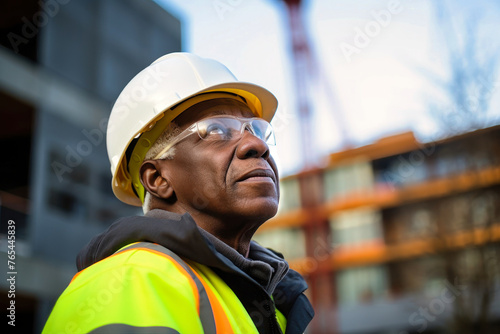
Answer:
[{"left": 237, "top": 168, "right": 276, "bottom": 183}]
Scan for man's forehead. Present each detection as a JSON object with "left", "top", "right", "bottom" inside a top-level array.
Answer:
[
  {"left": 204, "top": 106, "right": 254, "bottom": 117},
  {"left": 174, "top": 98, "right": 255, "bottom": 126}
]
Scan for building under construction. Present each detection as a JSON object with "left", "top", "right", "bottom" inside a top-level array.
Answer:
[
  {"left": 255, "top": 125, "right": 500, "bottom": 333},
  {"left": 0, "top": 1, "right": 181, "bottom": 332}
]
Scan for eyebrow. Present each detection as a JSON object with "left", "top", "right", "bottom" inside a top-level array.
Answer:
[
  {"left": 205, "top": 109, "right": 254, "bottom": 117},
  {"left": 210, "top": 110, "right": 228, "bottom": 116}
]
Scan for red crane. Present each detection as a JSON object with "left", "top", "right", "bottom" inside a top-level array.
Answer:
[
  {"left": 281, "top": 0, "right": 351, "bottom": 167},
  {"left": 280, "top": 1, "right": 348, "bottom": 333}
]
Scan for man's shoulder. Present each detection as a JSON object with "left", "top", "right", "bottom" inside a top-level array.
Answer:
[
  {"left": 71, "top": 242, "right": 193, "bottom": 289},
  {"left": 44, "top": 242, "right": 208, "bottom": 334}
]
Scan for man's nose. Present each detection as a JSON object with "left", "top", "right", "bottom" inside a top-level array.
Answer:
[{"left": 235, "top": 129, "right": 270, "bottom": 159}]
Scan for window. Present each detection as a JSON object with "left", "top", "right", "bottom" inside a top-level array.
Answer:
[
  {"left": 442, "top": 195, "right": 470, "bottom": 233},
  {"left": 0, "top": 0, "right": 40, "bottom": 62},
  {"left": 0, "top": 91, "right": 34, "bottom": 239},
  {"left": 389, "top": 257, "right": 445, "bottom": 296},
  {"left": 324, "top": 162, "right": 374, "bottom": 200},
  {"left": 277, "top": 178, "right": 301, "bottom": 214},
  {"left": 471, "top": 192, "right": 497, "bottom": 227},
  {"left": 253, "top": 228, "right": 306, "bottom": 260},
  {"left": 48, "top": 188, "right": 87, "bottom": 219},
  {"left": 385, "top": 202, "right": 437, "bottom": 241},
  {"left": 408, "top": 208, "right": 436, "bottom": 238},
  {"left": 336, "top": 265, "right": 388, "bottom": 305},
  {"left": 330, "top": 208, "right": 383, "bottom": 247}
]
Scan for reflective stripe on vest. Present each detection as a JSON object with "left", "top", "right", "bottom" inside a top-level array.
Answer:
[
  {"left": 116, "top": 242, "right": 218, "bottom": 333},
  {"left": 89, "top": 323, "right": 181, "bottom": 333},
  {"left": 120, "top": 242, "right": 287, "bottom": 334}
]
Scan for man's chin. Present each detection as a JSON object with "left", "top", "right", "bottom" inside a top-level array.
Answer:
[{"left": 242, "top": 198, "right": 279, "bottom": 222}]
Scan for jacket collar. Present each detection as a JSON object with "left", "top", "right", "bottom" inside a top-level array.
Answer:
[{"left": 77, "top": 209, "right": 288, "bottom": 294}]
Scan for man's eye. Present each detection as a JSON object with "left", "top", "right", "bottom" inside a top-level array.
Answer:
[
  {"left": 206, "top": 124, "right": 231, "bottom": 139},
  {"left": 207, "top": 124, "right": 225, "bottom": 135}
]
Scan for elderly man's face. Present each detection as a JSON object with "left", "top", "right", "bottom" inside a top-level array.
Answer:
[{"left": 160, "top": 98, "right": 280, "bottom": 224}]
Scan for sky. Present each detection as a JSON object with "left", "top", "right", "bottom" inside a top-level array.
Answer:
[{"left": 156, "top": 0, "right": 500, "bottom": 176}]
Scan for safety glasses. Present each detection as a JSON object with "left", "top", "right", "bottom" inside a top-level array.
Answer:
[{"left": 153, "top": 115, "right": 275, "bottom": 159}]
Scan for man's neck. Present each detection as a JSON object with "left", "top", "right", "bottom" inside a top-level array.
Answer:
[
  {"left": 208, "top": 224, "right": 259, "bottom": 256},
  {"left": 153, "top": 203, "right": 265, "bottom": 256},
  {"left": 194, "top": 217, "right": 261, "bottom": 256}
]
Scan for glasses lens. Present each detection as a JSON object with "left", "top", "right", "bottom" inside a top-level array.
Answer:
[
  {"left": 197, "top": 118, "right": 240, "bottom": 140},
  {"left": 197, "top": 117, "right": 275, "bottom": 145},
  {"left": 251, "top": 119, "right": 275, "bottom": 145}
]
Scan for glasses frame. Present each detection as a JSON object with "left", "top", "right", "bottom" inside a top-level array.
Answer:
[{"left": 153, "top": 115, "right": 275, "bottom": 160}]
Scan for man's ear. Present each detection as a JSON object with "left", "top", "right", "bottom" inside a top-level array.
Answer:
[{"left": 140, "top": 160, "right": 175, "bottom": 200}]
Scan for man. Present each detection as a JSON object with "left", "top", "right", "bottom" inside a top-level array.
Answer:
[{"left": 43, "top": 53, "right": 314, "bottom": 333}]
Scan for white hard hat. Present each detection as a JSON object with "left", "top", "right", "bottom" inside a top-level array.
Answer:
[{"left": 106, "top": 52, "right": 278, "bottom": 207}]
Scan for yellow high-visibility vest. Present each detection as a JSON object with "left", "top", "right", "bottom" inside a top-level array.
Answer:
[{"left": 43, "top": 242, "right": 287, "bottom": 333}]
